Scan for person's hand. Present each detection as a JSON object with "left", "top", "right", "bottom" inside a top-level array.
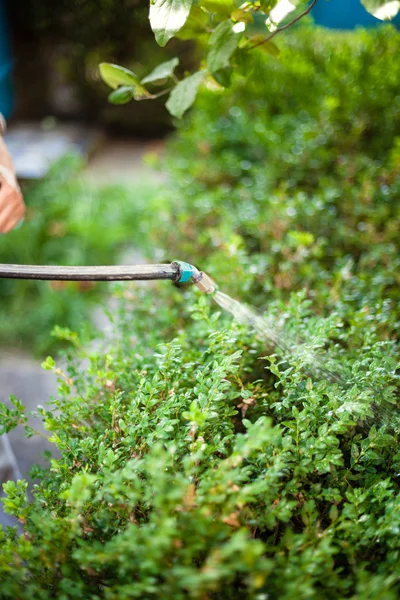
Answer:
[
  {"left": 0, "top": 174, "right": 25, "bottom": 233},
  {"left": 0, "top": 125, "right": 25, "bottom": 233}
]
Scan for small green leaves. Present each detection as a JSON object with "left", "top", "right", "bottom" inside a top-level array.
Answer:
[
  {"left": 207, "top": 20, "right": 242, "bottom": 73},
  {"left": 60, "top": 472, "right": 97, "bottom": 510},
  {"left": 1, "top": 480, "right": 28, "bottom": 517},
  {"left": 149, "top": 0, "right": 193, "bottom": 47},
  {"left": 99, "top": 63, "right": 149, "bottom": 99},
  {"left": 108, "top": 86, "right": 135, "bottom": 105},
  {"left": 0, "top": 396, "right": 27, "bottom": 434},
  {"left": 166, "top": 70, "right": 205, "bottom": 118},
  {"left": 41, "top": 355, "right": 55, "bottom": 370},
  {"left": 142, "top": 57, "right": 180, "bottom": 84},
  {"left": 361, "top": 0, "right": 400, "bottom": 20}
]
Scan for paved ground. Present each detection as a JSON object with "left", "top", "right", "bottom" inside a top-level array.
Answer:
[
  {"left": 0, "top": 137, "right": 162, "bottom": 525},
  {"left": 85, "top": 137, "right": 165, "bottom": 183}
]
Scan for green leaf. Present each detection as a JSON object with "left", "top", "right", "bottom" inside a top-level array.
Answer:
[
  {"left": 99, "top": 63, "right": 149, "bottom": 99},
  {"left": 166, "top": 71, "right": 205, "bottom": 118},
  {"left": 150, "top": 0, "right": 194, "bottom": 47},
  {"left": 235, "top": 48, "right": 256, "bottom": 76},
  {"left": 246, "top": 35, "right": 280, "bottom": 56},
  {"left": 231, "top": 8, "right": 254, "bottom": 23},
  {"left": 108, "top": 86, "right": 135, "bottom": 105},
  {"left": 360, "top": 0, "right": 400, "bottom": 20},
  {"left": 207, "top": 20, "right": 242, "bottom": 73},
  {"left": 212, "top": 67, "right": 233, "bottom": 87},
  {"left": 175, "top": 5, "right": 209, "bottom": 39},
  {"left": 142, "top": 58, "right": 180, "bottom": 84},
  {"left": 202, "top": 0, "right": 236, "bottom": 16},
  {"left": 99, "top": 63, "right": 139, "bottom": 89},
  {"left": 41, "top": 356, "right": 55, "bottom": 371}
]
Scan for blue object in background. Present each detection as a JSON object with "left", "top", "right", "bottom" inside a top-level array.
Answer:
[
  {"left": 0, "top": 0, "right": 14, "bottom": 119},
  {"left": 312, "top": 0, "right": 400, "bottom": 29}
]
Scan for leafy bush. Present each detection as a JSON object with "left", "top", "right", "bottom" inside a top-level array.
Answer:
[
  {"left": 152, "top": 27, "right": 400, "bottom": 308},
  {"left": 1, "top": 27, "right": 400, "bottom": 598},
  {"left": 1, "top": 284, "right": 399, "bottom": 599}
]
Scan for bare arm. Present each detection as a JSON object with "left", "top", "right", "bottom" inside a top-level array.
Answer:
[{"left": 0, "top": 118, "right": 25, "bottom": 233}]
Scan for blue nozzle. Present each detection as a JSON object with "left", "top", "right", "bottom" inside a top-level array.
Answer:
[
  {"left": 174, "top": 260, "right": 196, "bottom": 283},
  {"left": 173, "top": 261, "right": 215, "bottom": 293}
]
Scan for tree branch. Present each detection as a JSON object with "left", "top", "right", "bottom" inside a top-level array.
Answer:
[{"left": 249, "top": 0, "right": 319, "bottom": 50}]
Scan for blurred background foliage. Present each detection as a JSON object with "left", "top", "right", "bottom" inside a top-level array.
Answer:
[{"left": 7, "top": 0, "right": 198, "bottom": 134}]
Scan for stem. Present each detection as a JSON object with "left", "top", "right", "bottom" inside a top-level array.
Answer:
[
  {"left": 249, "top": 0, "right": 318, "bottom": 50},
  {"left": 137, "top": 88, "right": 173, "bottom": 102}
]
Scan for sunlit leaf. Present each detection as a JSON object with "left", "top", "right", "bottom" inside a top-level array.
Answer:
[
  {"left": 99, "top": 63, "right": 150, "bottom": 98},
  {"left": 269, "top": 0, "right": 296, "bottom": 24},
  {"left": 99, "top": 63, "right": 139, "bottom": 89},
  {"left": 142, "top": 58, "right": 180, "bottom": 84},
  {"left": 207, "top": 21, "right": 242, "bottom": 73},
  {"left": 361, "top": 0, "right": 400, "bottom": 19},
  {"left": 166, "top": 71, "right": 205, "bottom": 118},
  {"left": 150, "top": 0, "right": 193, "bottom": 47}
]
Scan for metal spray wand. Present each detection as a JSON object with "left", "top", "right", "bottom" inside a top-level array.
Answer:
[{"left": 0, "top": 260, "right": 216, "bottom": 293}]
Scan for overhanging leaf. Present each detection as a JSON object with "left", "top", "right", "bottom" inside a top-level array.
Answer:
[
  {"left": 213, "top": 67, "right": 233, "bottom": 87},
  {"left": 150, "top": 0, "right": 193, "bottom": 47},
  {"left": 231, "top": 8, "right": 254, "bottom": 23},
  {"left": 175, "top": 6, "right": 209, "bottom": 40},
  {"left": 142, "top": 58, "right": 180, "bottom": 84},
  {"left": 108, "top": 86, "right": 135, "bottom": 105},
  {"left": 246, "top": 35, "right": 280, "bottom": 56},
  {"left": 99, "top": 63, "right": 139, "bottom": 89},
  {"left": 166, "top": 71, "right": 205, "bottom": 118},
  {"left": 99, "top": 63, "right": 150, "bottom": 98},
  {"left": 207, "top": 21, "right": 242, "bottom": 73},
  {"left": 361, "top": 0, "right": 400, "bottom": 19},
  {"left": 202, "top": 0, "right": 236, "bottom": 17}
]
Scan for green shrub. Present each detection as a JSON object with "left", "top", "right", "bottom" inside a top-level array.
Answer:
[
  {"left": 150, "top": 26, "right": 400, "bottom": 311},
  {"left": 1, "top": 27, "right": 400, "bottom": 598},
  {"left": 0, "top": 283, "right": 399, "bottom": 599}
]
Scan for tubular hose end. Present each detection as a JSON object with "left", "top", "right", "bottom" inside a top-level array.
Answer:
[{"left": 192, "top": 271, "right": 216, "bottom": 295}]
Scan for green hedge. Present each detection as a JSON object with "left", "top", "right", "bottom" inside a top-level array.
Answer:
[
  {"left": 1, "top": 27, "right": 400, "bottom": 599},
  {"left": 153, "top": 26, "right": 400, "bottom": 307}
]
